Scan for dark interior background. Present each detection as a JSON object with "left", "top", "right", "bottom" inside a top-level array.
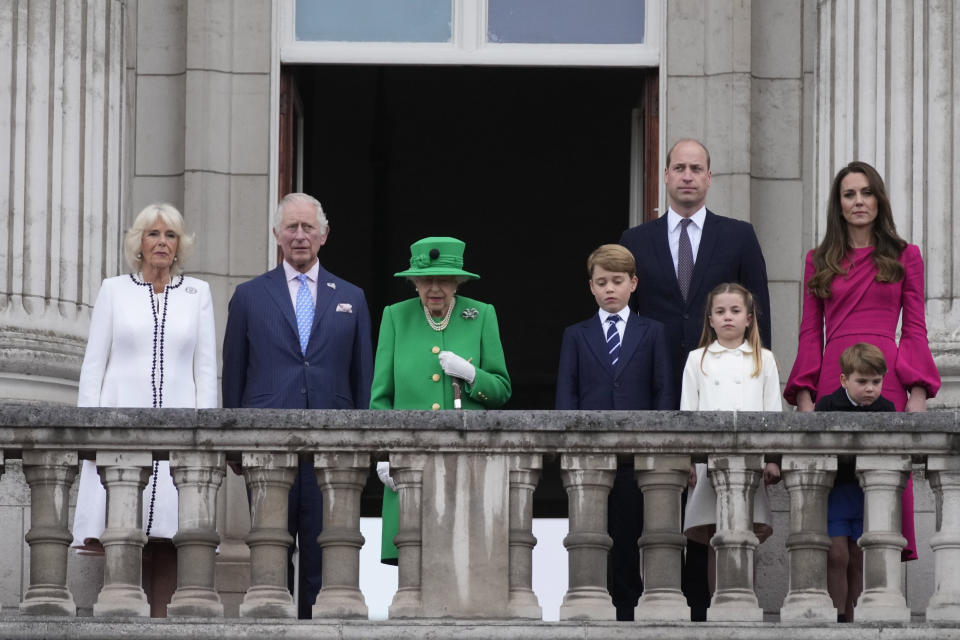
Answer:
[{"left": 297, "top": 64, "right": 650, "bottom": 413}]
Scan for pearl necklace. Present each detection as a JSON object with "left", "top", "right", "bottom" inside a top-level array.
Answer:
[{"left": 424, "top": 297, "right": 456, "bottom": 331}]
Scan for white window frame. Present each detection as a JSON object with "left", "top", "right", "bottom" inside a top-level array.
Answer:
[{"left": 279, "top": 0, "right": 661, "bottom": 67}]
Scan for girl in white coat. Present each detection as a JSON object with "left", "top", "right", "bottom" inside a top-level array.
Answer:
[{"left": 681, "top": 282, "right": 782, "bottom": 594}]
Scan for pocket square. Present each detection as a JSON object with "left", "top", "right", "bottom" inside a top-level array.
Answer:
[{"left": 336, "top": 303, "right": 353, "bottom": 313}]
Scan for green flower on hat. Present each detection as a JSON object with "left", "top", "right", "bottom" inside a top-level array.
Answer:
[{"left": 394, "top": 237, "right": 480, "bottom": 280}]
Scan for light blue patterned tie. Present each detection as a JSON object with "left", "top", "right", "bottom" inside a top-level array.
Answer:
[
  {"left": 295, "top": 273, "right": 313, "bottom": 355},
  {"left": 606, "top": 315, "right": 621, "bottom": 366}
]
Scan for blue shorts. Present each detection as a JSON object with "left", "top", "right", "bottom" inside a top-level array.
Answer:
[{"left": 828, "top": 482, "right": 864, "bottom": 539}]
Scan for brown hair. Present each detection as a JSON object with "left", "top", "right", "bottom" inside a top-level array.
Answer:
[
  {"left": 666, "top": 138, "right": 711, "bottom": 170},
  {"left": 839, "top": 343, "right": 887, "bottom": 377},
  {"left": 588, "top": 244, "right": 636, "bottom": 278},
  {"left": 807, "top": 161, "right": 907, "bottom": 298},
  {"left": 698, "top": 282, "right": 764, "bottom": 377}
]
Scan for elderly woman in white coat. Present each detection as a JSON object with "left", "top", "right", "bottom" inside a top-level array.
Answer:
[{"left": 74, "top": 203, "right": 217, "bottom": 617}]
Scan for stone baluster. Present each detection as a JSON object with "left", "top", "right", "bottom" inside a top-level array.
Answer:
[
  {"left": 167, "top": 452, "right": 225, "bottom": 617},
  {"left": 927, "top": 455, "right": 960, "bottom": 621},
  {"left": 634, "top": 454, "right": 690, "bottom": 621},
  {"left": 20, "top": 450, "right": 78, "bottom": 616},
  {"left": 558, "top": 453, "right": 616, "bottom": 620},
  {"left": 239, "top": 452, "right": 297, "bottom": 618},
  {"left": 779, "top": 455, "right": 837, "bottom": 621},
  {"left": 707, "top": 454, "right": 763, "bottom": 621},
  {"left": 389, "top": 453, "right": 428, "bottom": 619},
  {"left": 854, "top": 454, "right": 910, "bottom": 622},
  {"left": 92, "top": 452, "right": 152, "bottom": 617},
  {"left": 312, "top": 451, "right": 370, "bottom": 619},
  {"left": 507, "top": 454, "right": 542, "bottom": 619}
]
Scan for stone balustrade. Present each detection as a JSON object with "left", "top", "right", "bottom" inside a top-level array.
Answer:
[{"left": 0, "top": 405, "right": 958, "bottom": 637}]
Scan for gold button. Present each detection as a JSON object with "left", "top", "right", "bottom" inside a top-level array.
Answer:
[
  {"left": 432, "top": 403, "right": 440, "bottom": 410},
  {"left": 432, "top": 373, "right": 441, "bottom": 382},
  {"left": 432, "top": 346, "right": 440, "bottom": 354}
]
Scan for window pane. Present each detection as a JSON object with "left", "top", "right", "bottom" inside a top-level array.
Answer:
[
  {"left": 487, "top": 0, "right": 645, "bottom": 44},
  {"left": 296, "top": 0, "right": 452, "bottom": 43}
]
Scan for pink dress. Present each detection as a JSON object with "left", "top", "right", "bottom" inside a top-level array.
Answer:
[{"left": 785, "top": 244, "right": 941, "bottom": 560}]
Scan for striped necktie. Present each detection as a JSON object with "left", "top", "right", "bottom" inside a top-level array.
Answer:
[
  {"left": 606, "top": 315, "right": 622, "bottom": 366},
  {"left": 295, "top": 273, "right": 314, "bottom": 355}
]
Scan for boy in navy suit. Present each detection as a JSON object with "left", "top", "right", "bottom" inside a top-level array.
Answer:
[
  {"left": 814, "top": 343, "right": 895, "bottom": 623},
  {"left": 556, "top": 244, "right": 675, "bottom": 620}
]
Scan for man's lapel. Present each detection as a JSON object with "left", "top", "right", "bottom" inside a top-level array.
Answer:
[
  {"left": 687, "top": 210, "right": 720, "bottom": 307},
  {"left": 264, "top": 265, "right": 299, "bottom": 338},
  {"left": 652, "top": 215, "right": 685, "bottom": 303}
]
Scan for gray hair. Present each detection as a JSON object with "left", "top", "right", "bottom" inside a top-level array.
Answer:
[
  {"left": 123, "top": 203, "right": 194, "bottom": 275},
  {"left": 274, "top": 193, "right": 328, "bottom": 234}
]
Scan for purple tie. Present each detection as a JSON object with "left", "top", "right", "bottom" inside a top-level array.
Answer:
[{"left": 677, "top": 218, "right": 694, "bottom": 301}]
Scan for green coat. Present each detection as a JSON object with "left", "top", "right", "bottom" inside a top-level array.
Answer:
[
  {"left": 371, "top": 295, "right": 511, "bottom": 561},
  {"left": 370, "top": 296, "right": 511, "bottom": 411}
]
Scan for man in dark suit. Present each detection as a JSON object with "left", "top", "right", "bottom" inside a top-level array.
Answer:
[
  {"left": 556, "top": 244, "right": 675, "bottom": 620},
  {"left": 222, "top": 192, "right": 373, "bottom": 619},
  {"left": 619, "top": 139, "right": 771, "bottom": 619}
]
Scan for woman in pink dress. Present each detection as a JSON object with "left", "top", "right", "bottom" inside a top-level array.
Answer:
[{"left": 784, "top": 160, "right": 940, "bottom": 613}]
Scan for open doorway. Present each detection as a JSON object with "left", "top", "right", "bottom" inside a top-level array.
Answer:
[{"left": 289, "top": 64, "right": 657, "bottom": 409}]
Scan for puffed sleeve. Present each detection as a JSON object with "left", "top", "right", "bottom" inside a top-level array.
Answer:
[
  {"left": 894, "top": 245, "right": 941, "bottom": 398},
  {"left": 761, "top": 349, "right": 784, "bottom": 411},
  {"left": 192, "top": 280, "right": 218, "bottom": 408},
  {"left": 679, "top": 350, "right": 701, "bottom": 411},
  {"left": 784, "top": 251, "right": 825, "bottom": 405},
  {"left": 465, "top": 304, "right": 512, "bottom": 408},
  {"left": 369, "top": 305, "right": 397, "bottom": 410},
  {"left": 77, "top": 279, "right": 114, "bottom": 407}
]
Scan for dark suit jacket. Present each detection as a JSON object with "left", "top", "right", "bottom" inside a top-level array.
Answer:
[
  {"left": 222, "top": 264, "right": 373, "bottom": 409},
  {"left": 619, "top": 209, "right": 771, "bottom": 405},
  {"left": 814, "top": 386, "right": 895, "bottom": 413},
  {"left": 555, "top": 311, "right": 675, "bottom": 410}
]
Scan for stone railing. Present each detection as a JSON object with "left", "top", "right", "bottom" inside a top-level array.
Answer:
[{"left": 0, "top": 405, "right": 959, "bottom": 636}]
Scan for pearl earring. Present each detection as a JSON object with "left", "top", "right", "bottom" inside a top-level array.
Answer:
[{"left": 137, "top": 252, "right": 142, "bottom": 259}]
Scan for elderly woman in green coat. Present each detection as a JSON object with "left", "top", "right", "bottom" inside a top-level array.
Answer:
[{"left": 372, "top": 236, "right": 511, "bottom": 563}]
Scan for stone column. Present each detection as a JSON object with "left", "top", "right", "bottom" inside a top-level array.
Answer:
[
  {"left": 558, "top": 453, "right": 616, "bottom": 621},
  {"left": 167, "top": 451, "right": 225, "bottom": 618},
  {"left": 92, "top": 451, "right": 152, "bottom": 617},
  {"left": 238, "top": 452, "right": 297, "bottom": 619},
  {"left": 0, "top": 0, "right": 125, "bottom": 404},
  {"left": 926, "top": 455, "right": 960, "bottom": 621},
  {"left": 707, "top": 454, "right": 763, "bottom": 622},
  {"left": 312, "top": 451, "right": 370, "bottom": 619},
  {"left": 20, "top": 450, "right": 78, "bottom": 616},
  {"left": 815, "top": 0, "right": 960, "bottom": 408},
  {"left": 634, "top": 454, "right": 690, "bottom": 621},
  {"left": 388, "top": 453, "right": 427, "bottom": 619},
  {"left": 854, "top": 454, "right": 910, "bottom": 622},
  {"left": 507, "top": 454, "right": 542, "bottom": 619},
  {"left": 779, "top": 455, "right": 837, "bottom": 622}
]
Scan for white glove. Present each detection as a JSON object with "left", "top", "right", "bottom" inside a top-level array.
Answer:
[
  {"left": 438, "top": 350, "right": 476, "bottom": 384},
  {"left": 377, "top": 461, "right": 397, "bottom": 492}
]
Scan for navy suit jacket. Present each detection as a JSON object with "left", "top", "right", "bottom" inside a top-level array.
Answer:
[
  {"left": 222, "top": 264, "right": 373, "bottom": 409},
  {"left": 556, "top": 311, "right": 675, "bottom": 410},
  {"left": 619, "top": 209, "right": 771, "bottom": 406}
]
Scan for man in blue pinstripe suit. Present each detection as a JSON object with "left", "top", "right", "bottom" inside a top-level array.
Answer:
[{"left": 222, "top": 192, "right": 373, "bottom": 619}]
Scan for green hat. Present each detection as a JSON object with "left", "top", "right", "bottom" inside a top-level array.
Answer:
[{"left": 393, "top": 237, "right": 480, "bottom": 280}]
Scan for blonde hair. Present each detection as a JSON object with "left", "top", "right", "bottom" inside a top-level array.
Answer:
[
  {"left": 587, "top": 244, "right": 636, "bottom": 278},
  {"left": 123, "top": 203, "right": 194, "bottom": 275},
  {"left": 698, "top": 282, "right": 764, "bottom": 377}
]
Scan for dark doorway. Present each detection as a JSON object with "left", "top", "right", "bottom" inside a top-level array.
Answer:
[{"left": 295, "top": 64, "right": 655, "bottom": 409}]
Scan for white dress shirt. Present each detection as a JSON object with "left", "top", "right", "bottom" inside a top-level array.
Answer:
[
  {"left": 598, "top": 307, "right": 629, "bottom": 344},
  {"left": 282, "top": 259, "right": 319, "bottom": 308},
  {"left": 667, "top": 206, "right": 706, "bottom": 276}
]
